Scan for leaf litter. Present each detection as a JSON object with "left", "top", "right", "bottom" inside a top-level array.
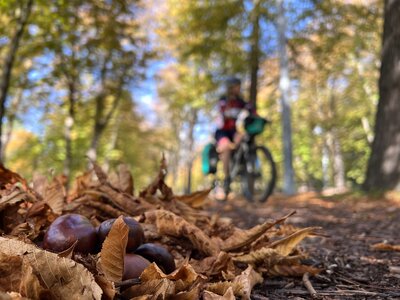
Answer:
[{"left": 0, "top": 158, "right": 320, "bottom": 299}]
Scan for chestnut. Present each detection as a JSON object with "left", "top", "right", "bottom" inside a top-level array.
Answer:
[
  {"left": 123, "top": 254, "right": 150, "bottom": 280},
  {"left": 43, "top": 214, "right": 97, "bottom": 254},
  {"left": 134, "top": 243, "right": 175, "bottom": 274},
  {"left": 98, "top": 217, "right": 144, "bottom": 252}
]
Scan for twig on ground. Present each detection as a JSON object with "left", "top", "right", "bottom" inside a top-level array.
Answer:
[{"left": 303, "top": 272, "right": 319, "bottom": 299}]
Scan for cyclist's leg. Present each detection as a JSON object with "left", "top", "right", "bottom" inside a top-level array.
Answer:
[{"left": 215, "top": 129, "right": 235, "bottom": 197}]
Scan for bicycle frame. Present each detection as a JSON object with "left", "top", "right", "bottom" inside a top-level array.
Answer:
[{"left": 229, "top": 134, "right": 256, "bottom": 179}]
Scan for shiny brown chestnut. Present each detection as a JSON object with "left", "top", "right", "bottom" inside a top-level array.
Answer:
[
  {"left": 43, "top": 214, "right": 97, "bottom": 254},
  {"left": 134, "top": 243, "right": 176, "bottom": 274},
  {"left": 97, "top": 217, "right": 144, "bottom": 252},
  {"left": 123, "top": 254, "right": 150, "bottom": 280}
]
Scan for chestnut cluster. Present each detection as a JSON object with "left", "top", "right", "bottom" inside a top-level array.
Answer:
[{"left": 43, "top": 214, "right": 175, "bottom": 279}]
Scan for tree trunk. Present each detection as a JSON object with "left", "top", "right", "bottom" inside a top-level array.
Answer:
[
  {"left": 0, "top": 0, "right": 34, "bottom": 162},
  {"left": 248, "top": 0, "right": 261, "bottom": 109},
  {"left": 1, "top": 87, "right": 23, "bottom": 163},
  {"left": 326, "top": 130, "right": 346, "bottom": 190},
  {"left": 185, "top": 110, "right": 198, "bottom": 194},
  {"left": 87, "top": 56, "right": 125, "bottom": 162},
  {"left": 364, "top": 0, "right": 400, "bottom": 191},
  {"left": 64, "top": 80, "right": 76, "bottom": 185},
  {"left": 277, "top": 0, "right": 295, "bottom": 194}
]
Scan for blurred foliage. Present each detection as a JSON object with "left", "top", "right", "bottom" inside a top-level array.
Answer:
[{"left": 0, "top": 0, "right": 383, "bottom": 192}]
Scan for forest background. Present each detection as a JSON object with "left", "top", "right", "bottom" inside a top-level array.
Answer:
[{"left": 0, "top": 0, "right": 388, "bottom": 194}]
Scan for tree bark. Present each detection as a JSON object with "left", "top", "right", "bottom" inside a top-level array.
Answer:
[
  {"left": 277, "top": 0, "right": 295, "bottom": 194},
  {"left": 87, "top": 54, "right": 125, "bottom": 162},
  {"left": 326, "top": 130, "right": 346, "bottom": 190},
  {"left": 0, "top": 0, "right": 34, "bottom": 162},
  {"left": 0, "top": 87, "right": 23, "bottom": 163},
  {"left": 64, "top": 79, "right": 76, "bottom": 184},
  {"left": 185, "top": 110, "right": 198, "bottom": 194},
  {"left": 248, "top": 0, "right": 261, "bottom": 109},
  {"left": 364, "top": 0, "right": 400, "bottom": 191}
]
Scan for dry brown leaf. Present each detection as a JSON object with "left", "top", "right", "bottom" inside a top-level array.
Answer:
[
  {"left": 98, "top": 184, "right": 154, "bottom": 216},
  {"left": 19, "top": 258, "right": 50, "bottom": 299},
  {"left": 117, "top": 164, "right": 134, "bottom": 195},
  {"left": 144, "top": 210, "right": 219, "bottom": 256},
  {"left": 99, "top": 215, "right": 129, "bottom": 282},
  {"left": 95, "top": 275, "right": 116, "bottom": 300},
  {"left": 57, "top": 240, "right": 78, "bottom": 259},
  {"left": 0, "top": 237, "right": 102, "bottom": 300},
  {"left": 0, "top": 189, "right": 27, "bottom": 211},
  {"left": 43, "top": 177, "right": 65, "bottom": 215},
  {"left": 233, "top": 266, "right": 263, "bottom": 300},
  {"left": 371, "top": 243, "right": 400, "bottom": 252},
  {"left": 203, "top": 287, "right": 235, "bottom": 300},
  {"left": 205, "top": 266, "right": 262, "bottom": 300},
  {"left": 268, "top": 264, "right": 320, "bottom": 277},
  {"left": 140, "top": 262, "right": 202, "bottom": 292},
  {"left": 232, "top": 247, "right": 282, "bottom": 266},
  {"left": 122, "top": 278, "right": 175, "bottom": 300},
  {"left": 190, "top": 252, "right": 234, "bottom": 277},
  {"left": 173, "top": 189, "right": 211, "bottom": 208},
  {"left": 269, "top": 227, "right": 318, "bottom": 256},
  {"left": 173, "top": 285, "right": 201, "bottom": 300},
  {"left": 0, "top": 164, "right": 27, "bottom": 188},
  {"left": 221, "top": 212, "right": 295, "bottom": 252}
]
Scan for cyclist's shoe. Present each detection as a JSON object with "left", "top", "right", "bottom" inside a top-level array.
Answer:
[{"left": 214, "top": 187, "right": 227, "bottom": 201}]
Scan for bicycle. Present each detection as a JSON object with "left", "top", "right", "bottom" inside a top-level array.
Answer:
[{"left": 225, "top": 116, "right": 277, "bottom": 202}]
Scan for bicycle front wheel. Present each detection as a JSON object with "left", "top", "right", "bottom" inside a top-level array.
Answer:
[{"left": 242, "top": 145, "right": 276, "bottom": 202}]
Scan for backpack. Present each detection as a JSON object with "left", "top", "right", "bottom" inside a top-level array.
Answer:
[{"left": 202, "top": 143, "right": 218, "bottom": 175}]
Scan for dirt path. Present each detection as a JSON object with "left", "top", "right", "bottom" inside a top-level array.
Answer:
[{"left": 208, "top": 192, "right": 400, "bottom": 299}]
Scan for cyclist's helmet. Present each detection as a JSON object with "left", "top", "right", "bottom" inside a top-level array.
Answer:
[{"left": 225, "top": 77, "right": 241, "bottom": 88}]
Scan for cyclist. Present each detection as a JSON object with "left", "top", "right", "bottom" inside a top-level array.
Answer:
[{"left": 215, "top": 77, "right": 254, "bottom": 199}]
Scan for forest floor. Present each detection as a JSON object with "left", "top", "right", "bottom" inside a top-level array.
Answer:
[{"left": 207, "top": 191, "right": 400, "bottom": 299}]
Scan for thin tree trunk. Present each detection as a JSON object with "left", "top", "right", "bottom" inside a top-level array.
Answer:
[
  {"left": 277, "top": 0, "right": 295, "bottom": 194},
  {"left": 326, "top": 130, "right": 346, "bottom": 190},
  {"left": 87, "top": 54, "right": 125, "bottom": 162},
  {"left": 364, "top": 0, "right": 400, "bottom": 191},
  {"left": 64, "top": 80, "right": 76, "bottom": 184},
  {"left": 248, "top": 0, "right": 261, "bottom": 109},
  {"left": 0, "top": 0, "right": 34, "bottom": 162},
  {"left": 1, "top": 87, "right": 23, "bottom": 162},
  {"left": 185, "top": 110, "right": 198, "bottom": 194}
]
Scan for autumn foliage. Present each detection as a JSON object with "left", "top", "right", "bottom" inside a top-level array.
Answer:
[{"left": 0, "top": 159, "right": 320, "bottom": 299}]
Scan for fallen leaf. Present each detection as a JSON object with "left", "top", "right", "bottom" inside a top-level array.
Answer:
[
  {"left": 0, "top": 237, "right": 102, "bottom": 300},
  {"left": 95, "top": 275, "right": 116, "bottom": 300},
  {"left": 140, "top": 262, "right": 202, "bottom": 292},
  {"left": 0, "top": 189, "right": 27, "bottom": 211},
  {"left": 203, "top": 287, "right": 235, "bottom": 300},
  {"left": 0, "top": 164, "right": 27, "bottom": 188},
  {"left": 371, "top": 243, "right": 400, "bottom": 252},
  {"left": 99, "top": 216, "right": 129, "bottom": 282},
  {"left": 43, "top": 177, "right": 65, "bottom": 215},
  {"left": 269, "top": 227, "right": 319, "bottom": 256},
  {"left": 221, "top": 212, "right": 295, "bottom": 252},
  {"left": 232, "top": 247, "right": 282, "bottom": 266},
  {"left": 122, "top": 278, "right": 175, "bottom": 300},
  {"left": 233, "top": 266, "right": 263, "bottom": 300},
  {"left": 144, "top": 209, "right": 219, "bottom": 256},
  {"left": 174, "top": 189, "right": 211, "bottom": 208},
  {"left": 268, "top": 264, "right": 320, "bottom": 277},
  {"left": 117, "top": 164, "right": 134, "bottom": 195}
]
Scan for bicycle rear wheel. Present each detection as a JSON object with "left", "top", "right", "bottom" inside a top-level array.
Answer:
[{"left": 242, "top": 145, "right": 276, "bottom": 202}]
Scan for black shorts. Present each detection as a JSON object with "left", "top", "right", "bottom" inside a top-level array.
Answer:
[{"left": 215, "top": 129, "right": 236, "bottom": 142}]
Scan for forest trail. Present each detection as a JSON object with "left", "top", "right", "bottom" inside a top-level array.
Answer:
[{"left": 208, "top": 192, "right": 400, "bottom": 299}]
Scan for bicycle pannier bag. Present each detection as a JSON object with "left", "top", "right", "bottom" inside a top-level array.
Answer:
[
  {"left": 245, "top": 115, "right": 266, "bottom": 135},
  {"left": 202, "top": 143, "right": 218, "bottom": 174}
]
